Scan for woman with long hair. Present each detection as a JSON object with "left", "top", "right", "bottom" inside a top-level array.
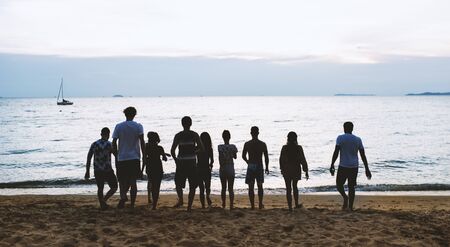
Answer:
[
  {"left": 197, "top": 132, "right": 214, "bottom": 208},
  {"left": 279, "top": 131, "right": 309, "bottom": 211}
]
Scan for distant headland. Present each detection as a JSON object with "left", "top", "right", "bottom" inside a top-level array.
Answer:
[
  {"left": 406, "top": 92, "right": 450, "bottom": 96},
  {"left": 113, "top": 95, "right": 124, "bottom": 97},
  {"left": 334, "top": 94, "right": 375, "bottom": 96}
]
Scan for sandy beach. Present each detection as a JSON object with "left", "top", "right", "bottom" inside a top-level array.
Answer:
[{"left": 0, "top": 194, "right": 449, "bottom": 247}]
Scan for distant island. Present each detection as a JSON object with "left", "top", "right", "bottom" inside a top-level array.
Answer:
[
  {"left": 334, "top": 94, "right": 375, "bottom": 96},
  {"left": 113, "top": 95, "right": 124, "bottom": 97},
  {"left": 406, "top": 92, "right": 450, "bottom": 96}
]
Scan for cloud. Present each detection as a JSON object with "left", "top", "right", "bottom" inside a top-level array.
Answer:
[{"left": 1, "top": 0, "right": 450, "bottom": 63}]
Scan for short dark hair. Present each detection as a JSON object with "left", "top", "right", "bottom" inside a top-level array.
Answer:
[
  {"left": 147, "top": 131, "right": 160, "bottom": 143},
  {"left": 251, "top": 126, "right": 259, "bottom": 134},
  {"left": 222, "top": 130, "right": 231, "bottom": 140},
  {"left": 343, "top": 122, "right": 354, "bottom": 133},
  {"left": 123, "top": 107, "right": 137, "bottom": 118},
  {"left": 101, "top": 127, "right": 110, "bottom": 135},
  {"left": 181, "top": 116, "right": 192, "bottom": 127}
]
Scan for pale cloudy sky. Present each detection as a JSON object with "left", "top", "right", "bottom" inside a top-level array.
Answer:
[{"left": 0, "top": 0, "right": 449, "bottom": 96}]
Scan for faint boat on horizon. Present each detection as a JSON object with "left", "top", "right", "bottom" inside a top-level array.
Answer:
[{"left": 57, "top": 78, "right": 73, "bottom": 105}]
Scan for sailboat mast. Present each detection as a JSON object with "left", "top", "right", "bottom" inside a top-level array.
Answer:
[
  {"left": 57, "top": 78, "right": 63, "bottom": 102},
  {"left": 61, "top": 78, "right": 64, "bottom": 99}
]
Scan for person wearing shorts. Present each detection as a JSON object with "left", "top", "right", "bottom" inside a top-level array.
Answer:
[
  {"left": 112, "top": 106, "right": 145, "bottom": 209},
  {"left": 242, "top": 126, "right": 269, "bottom": 209},
  {"left": 171, "top": 116, "right": 204, "bottom": 211},
  {"left": 85, "top": 127, "right": 118, "bottom": 210},
  {"left": 330, "top": 122, "right": 372, "bottom": 211},
  {"left": 218, "top": 130, "right": 238, "bottom": 209}
]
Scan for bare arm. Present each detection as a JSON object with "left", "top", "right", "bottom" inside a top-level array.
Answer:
[
  {"left": 85, "top": 147, "right": 94, "bottom": 180},
  {"left": 359, "top": 148, "right": 372, "bottom": 179},
  {"left": 171, "top": 134, "right": 179, "bottom": 161},
  {"left": 263, "top": 143, "right": 269, "bottom": 174},
  {"left": 112, "top": 138, "right": 118, "bottom": 156},
  {"left": 330, "top": 145, "right": 340, "bottom": 175},
  {"left": 195, "top": 133, "right": 205, "bottom": 153},
  {"left": 242, "top": 143, "right": 248, "bottom": 164},
  {"left": 161, "top": 147, "right": 168, "bottom": 162},
  {"left": 279, "top": 147, "right": 285, "bottom": 175},
  {"left": 299, "top": 146, "right": 309, "bottom": 179}
]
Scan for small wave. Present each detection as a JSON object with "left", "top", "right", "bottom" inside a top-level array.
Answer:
[
  {"left": 0, "top": 178, "right": 94, "bottom": 188},
  {"left": 51, "top": 139, "right": 64, "bottom": 142},
  {"left": 273, "top": 120, "right": 293, "bottom": 123},
  {"left": 1, "top": 148, "right": 43, "bottom": 155}
]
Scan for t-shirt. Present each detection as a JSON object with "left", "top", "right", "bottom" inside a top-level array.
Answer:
[
  {"left": 336, "top": 133, "right": 364, "bottom": 168},
  {"left": 89, "top": 139, "right": 113, "bottom": 171},
  {"left": 174, "top": 130, "right": 199, "bottom": 160},
  {"left": 218, "top": 144, "right": 238, "bottom": 166},
  {"left": 145, "top": 144, "right": 164, "bottom": 174},
  {"left": 112, "top": 120, "right": 144, "bottom": 161}
]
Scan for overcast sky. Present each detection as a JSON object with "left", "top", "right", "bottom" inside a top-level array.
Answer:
[{"left": 1, "top": 0, "right": 449, "bottom": 96}]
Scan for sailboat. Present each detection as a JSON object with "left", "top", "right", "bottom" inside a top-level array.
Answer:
[{"left": 57, "top": 77, "right": 73, "bottom": 105}]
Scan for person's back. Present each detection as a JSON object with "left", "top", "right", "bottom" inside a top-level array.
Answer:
[
  {"left": 244, "top": 139, "right": 266, "bottom": 166},
  {"left": 176, "top": 130, "right": 198, "bottom": 161},
  {"left": 114, "top": 120, "right": 143, "bottom": 161},
  {"left": 336, "top": 133, "right": 363, "bottom": 168},
  {"left": 280, "top": 144, "right": 305, "bottom": 177},
  {"left": 145, "top": 143, "right": 164, "bottom": 173}
]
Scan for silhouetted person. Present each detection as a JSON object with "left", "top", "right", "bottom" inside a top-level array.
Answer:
[
  {"left": 330, "top": 122, "right": 372, "bottom": 211},
  {"left": 197, "top": 132, "right": 214, "bottom": 208},
  {"left": 85, "top": 127, "right": 118, "bottom": 210},
  {"left": 171, "top": 116, "right": 204, "bottom": 211},
  {"left": 112, "top": 107, "right": 145, "bottom": 209},
  {"left": 279, "top": 131, "right": 309, "bottom": 211},
  {"left": 142, "top": 132, "right": 167, "bottom": 210},
  {"left": 242, "top": 126, "right": 269, "bottom": 209},
  {"left": 218, "top": 130, "right": 238, "bottom": 210}
]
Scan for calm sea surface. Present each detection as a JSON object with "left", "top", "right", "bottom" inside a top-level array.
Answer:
[{"left": 1, "top": 96, "right": 449, "bottom": 195}]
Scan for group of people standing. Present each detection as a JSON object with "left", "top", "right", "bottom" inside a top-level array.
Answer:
[{"left": 85, "top": 106, "right": 372, "bottom": 212}]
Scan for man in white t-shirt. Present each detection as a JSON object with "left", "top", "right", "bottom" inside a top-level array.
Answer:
[
  {"left": 330, "top": 122, "right": 372, "bottom": 211},
  {"left": 112, "top": 106, "right": 145, "bottom": 209}
]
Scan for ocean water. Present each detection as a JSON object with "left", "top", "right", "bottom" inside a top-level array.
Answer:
[{"left": 0, "top": 96, "right": 449, "bottom": 195}]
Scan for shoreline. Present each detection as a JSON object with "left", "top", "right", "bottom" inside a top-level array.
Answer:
[{"left": 1, "top": 194, "right": 449, "bottom": 246}]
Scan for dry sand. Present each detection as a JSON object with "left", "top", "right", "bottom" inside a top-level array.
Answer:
[{"left": 0, "top": 194, "right": 449, "bottom": 247}]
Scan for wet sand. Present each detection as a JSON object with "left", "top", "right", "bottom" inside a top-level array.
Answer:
[{"left": 0, "top": 194, "right": 449, "bottom": 246}]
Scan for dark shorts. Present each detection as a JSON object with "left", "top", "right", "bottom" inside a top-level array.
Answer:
[
  {"left": 175, "top": 159, "right": 198, "bottom": 189},
  {"left": 94, "top": 170, "right": 118, "bottom": 189},
  {"left": 116, "top": 159, "right": 140, "bottom": 183},
  {"left": 245, "top": 163, "right": 264, "bottom": 185},
  {"left": 336, "top": 166, "right": 358, "bottom": 187}
]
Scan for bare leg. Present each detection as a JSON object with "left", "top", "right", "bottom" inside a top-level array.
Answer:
[
  {"left": 118, "top": 180, "right": 129, "bottom": 209},
  {"left": 104, "top": 181, "right": 117, "bottom": 203},
  {"left": 97, "top": 183, "right": 106, "bottom": 209},
  {"left": 337, "top": 183, "right": 348, "bottom": 209},
  {"left": 348, "top": 185, "right": 355, "bottom": 211},
  {"left": 147, "top": 179, "right": 152, "bottom": 205},
  {"left": 220, "top": 176, "right": 227, "bottom": 208},
  {"left": 257, "top": 183, "right": 264, "bottom": 209},
  {"left": 248, "top": 183, "right": 255, "bottom": 209},
  {"left": 175, "top": 186, "right": 184, "bottom": 207},
  {"left": 187, "top": 184, "right": 196, "bottom": 211},
  {"left": 292, "top": 179, "right": 300, "bottom": 208},
  {"left": 205, "top": 177, "right": 212, "bottom": 207},
  {"left": 130, "top": 180, "right": 137, "bottom": 208},
  {"left": 199, "top": 180, "right": 205, "bottom": 209},
  {"left": 152, "top": 179, "right": 162, "bottom": 210},
  {"left": 229, "top": 177, "right": 235, "bottom": 210},
  {"left": 283, "top": 177, "right": 292, "bottom": 211}
]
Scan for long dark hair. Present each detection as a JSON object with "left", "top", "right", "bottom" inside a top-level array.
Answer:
[
  {"left": 200, "top": 132, "right": 212, "bottom": 153},
  {"left": 286, "top": 131, "right": 299, "bottom": 162}
]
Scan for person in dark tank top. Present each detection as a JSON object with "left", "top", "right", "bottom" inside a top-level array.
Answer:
[{"left": 171, "top": 116, "right": 204, "bottom": 211}]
